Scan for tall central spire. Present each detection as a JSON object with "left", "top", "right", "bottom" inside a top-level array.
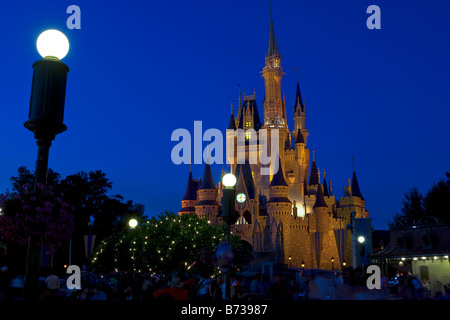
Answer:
[
  {"left": 262, "top": 1, "right": 285, "bottom": 128},
  {"left": 268, "top": 1, "right": 278, "bottom": 57}
]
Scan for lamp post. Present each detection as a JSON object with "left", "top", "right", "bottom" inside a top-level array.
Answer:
[
  {"left": 288, "top": 255, "right": 292, "bottom": 268},
  {"left": 221, "top": 173, "right": 236, "bottom": 300},
  {"left": 357, "top": 236, "right": 365, "bottom": 274},
  {"left": 23, "top": 29, "right": 70, "bottom": 300},
  {"left": 331, "top": 256, "right": 335, "bottom": 270}
]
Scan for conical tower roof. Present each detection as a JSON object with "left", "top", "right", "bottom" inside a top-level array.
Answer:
[
  {"left": 309, "top": 159, "right": 319, "bottom": 185},
  {"left": 313, "top": 183, "right": 328, "bottom": 208},
  {"left": 351, "top": 170, "right": 364, "bottom": 200},
  {"left": 228, "top": 112, "right": 236, "bottom": 130},
  {"left": 199, "top": 163, "right": 216, "bottom": 190},
  {"left": 294, "top": 77, "right": 305, "bottom": 113},
  {"left": 323, "top": 177, "right": 329, "bottom": 197},
  {"left": 182, "top": 168, "right": 197, "bottom": 201},
  {"left": 267, "top": 3, "right": 279, "bottom": 57},
  {"left": 295, "top": 129, "right": 305, "bottom": 144},
  {"left": 269, "top": 158, "right": 288, "bottom": 187}
]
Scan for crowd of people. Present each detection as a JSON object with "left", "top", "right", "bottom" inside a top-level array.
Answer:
[{"left": 1, "top": 265, "right": 449, "bottom": 301}]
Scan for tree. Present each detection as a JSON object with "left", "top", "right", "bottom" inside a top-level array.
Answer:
[
  {"left": 390, "top": 170, "right": 450, "bottom": 229},
  {"left": 10, "top": 166, "right": 60, "bottom": 194},
  {"left": 423, "top": 171, "right": 450, "bottom": 224},
  {"left": 389, "top": 187, "right": 425, "bottom": 229},
  {"left": 2, "top": 166, "right": 146, "bottom": 267},
  {"left": 0, "top": 183, "right": 74, "bottom": 249},
  {"left": 91, "top": 211, "right": 253, "bottom": 278}
]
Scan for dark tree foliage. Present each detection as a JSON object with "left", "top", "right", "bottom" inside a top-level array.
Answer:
[
  {"left": 1, "top": 166, "right": 146, "bottom": 267},
  {"left": 389, "top": 187, "right": 425, "bottom": 229},
  {"left": 390, "top": 170, "right": 450, "bottom": 229},
  {"left": 423, "top": 171, "right": 450, "bottom": 224}
]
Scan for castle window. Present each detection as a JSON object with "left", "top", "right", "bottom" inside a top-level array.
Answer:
[
  {"left": 245, "top": 131, "right": 252, "bottom": 140},
  {"left": 245, "top": 121, "right": 251, "bottom": 127}
]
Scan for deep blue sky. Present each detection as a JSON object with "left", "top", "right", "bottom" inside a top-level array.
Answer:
[{"left": 1, "top": 0, "right": 449, "bottom": 230}]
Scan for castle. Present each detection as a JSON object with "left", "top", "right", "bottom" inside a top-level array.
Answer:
[{"left": 178, "top": 8, "right": 370, "bottom": 270}]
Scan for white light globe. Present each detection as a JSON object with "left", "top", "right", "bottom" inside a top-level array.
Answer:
[
  {"left": 222, "top": 173, "right": 237, "bottom": 188},
  {"left": 357, "top": 236, "right": 365, "bottom": 244},
  {"left": 36, "top": 29, "right": 69, "bottom": 60},
  {"left": 128, "top": 218, "right": 138, "bottom": 229}
]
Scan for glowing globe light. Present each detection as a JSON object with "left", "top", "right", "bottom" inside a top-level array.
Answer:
[
  {"left": 36, "top": 29, "right": 69, "bottom": 60},
  {"left": 357, "top": 236, "right": 365, "bottom": 244},
  {"left": 222, "top": 173, "right": 236, "bottom": 188},
  {"left": 128, "top": 218, "right": 138, "bottom": 229}
]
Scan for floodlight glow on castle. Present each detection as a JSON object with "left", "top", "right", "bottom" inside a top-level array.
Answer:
[{"left": 36, "top": 29, "right": 69, "bottom": 60}]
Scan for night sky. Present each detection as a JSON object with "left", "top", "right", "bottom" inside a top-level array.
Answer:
[{"left": 0, "top": 0, "right": 449, "bottom": 231}]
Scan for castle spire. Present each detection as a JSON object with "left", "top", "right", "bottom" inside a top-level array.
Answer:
[
  {"left": 228, "top": 108, "right": 236, "bottom": 130},
  {"left": 182, "top": 167, "right": 197, "bottom": 201},
  {"left": 351, "top": 160, "right": 364, "bottom": 200},
  {"left": 294, "top": 73, "right": 305, "bottom": 113},
  {"left": 236, "top": 85, "right": 242, "bottom": 128},
  {"left": 295, "top": 128, "right": 305, "bottom": 144},
  {"left": 309, "top": 155, "right": 319, "bottom": 185},
  {"left": 323, "top": 174, "right": 329, "bottom": 197},
  {"left": 199, "top": 162, "right": 216, "bottom": 190},
  {"left": 269, "top": 157, "right": 288, "bottom": 187},
  {"left": 313, "top": 183, "right": 328, "bottom": 208},
  {"left": 267, "top": 0, "right": 278, "bottom": 57}
]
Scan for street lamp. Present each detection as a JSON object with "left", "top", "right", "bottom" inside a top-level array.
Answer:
[
  {"left": 358, "top": 236, "right": 365, "bottom": 244},
  {"left": 36, "top": 29, "right": 69, "bottom": 60},
  {"left": 222, "top": 173, "right": 237, "bottom": 188},
  {"left": 24, "top": 29, "right": 70, "bottom": 301},
  {"left": 128, "top": 218, "right": 138, "bottom": 229},
  {"left": 288, "top": 255, "right": 292, "bottom": 268},
  {"left": 221, "top": 173, "right": 237, "bottom": 228},
  {"left": 331, "top": 256, "right": 335, "bottom": 270},
  {"left": 221, "top": 173, "right": 236, "bottom": 299}
]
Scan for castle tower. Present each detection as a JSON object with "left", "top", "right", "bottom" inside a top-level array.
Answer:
[
  {"left": 195, "top": 162, "right": 219, "bottom": 223},
  {"left": 293, "top": 75, "right": 309, "bottom": 144},
  {"left": 304, "top": 152, "right": 320, "bottom": 215},
  {"left": 312, "top": 182, "right": 340, "bottom": 269},
  {"left": 288, "top": 128, "right": 306, "bottom": 209},
  {"left": 262, "top": 5, "right": 289, "bottom": 164},
  {"left": 267, "top": 159, "right": 291, "bottom": 263},
  {"left": 178, "top": 167, "right": 199, "bottom": 215}
]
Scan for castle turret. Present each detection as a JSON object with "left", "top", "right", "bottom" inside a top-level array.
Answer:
[
  {"left": 179, "top": 167, "right": 199, "bottom": 215},
  {"left": 267, "top": 159, "right": 292, "bottom": 219},
  {"left": 195, "top": 162, "right": 219, "bottom": 222}
]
